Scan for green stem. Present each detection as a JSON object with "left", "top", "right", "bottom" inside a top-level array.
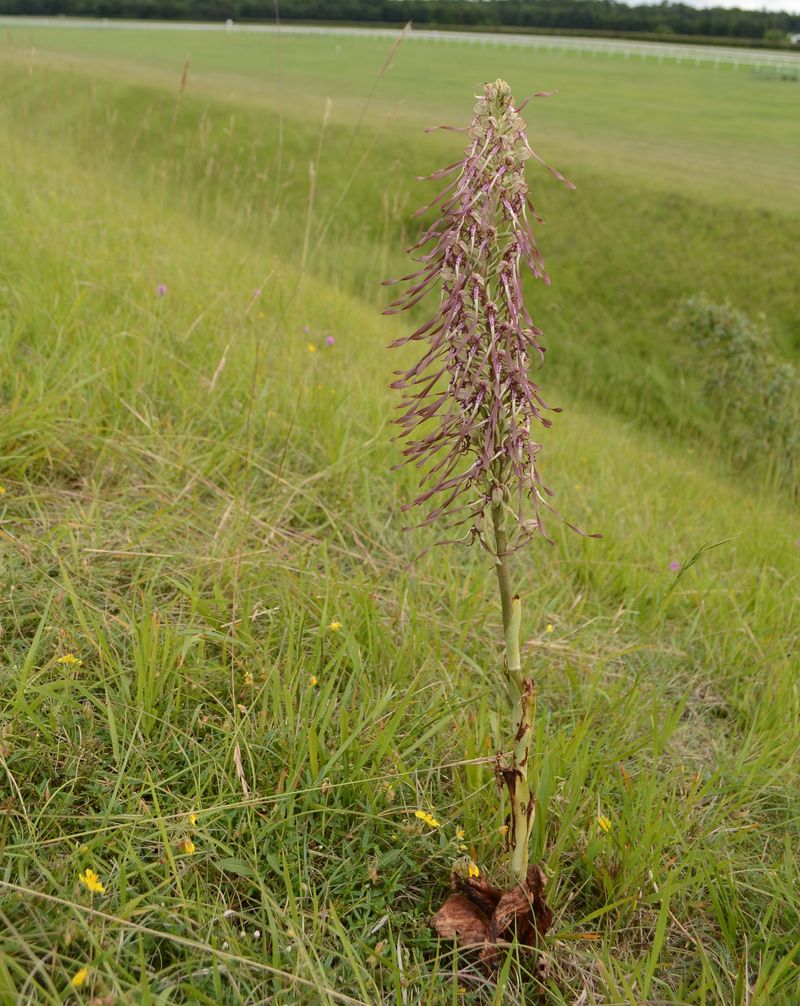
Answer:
[
  {"left": 492, "top": 503, "right": 536, "bottom": 886},
  {"left": 509, "top": 666, "right": 536, "bottom": 882},
  {"left": 505, "top": 593, "right": 522, "bottom": 683},
  {"left": 491, "top": 503, "right": 513, "bottom": 634}
]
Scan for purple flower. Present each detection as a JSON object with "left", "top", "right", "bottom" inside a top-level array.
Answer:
[
  {"left": 384, "top": 80, "right": 595, "bottom": 549},
  {"left": 253, "top": 288, "right": 262, "bottom": 298},
  {"left": 326, "top": 335, "right": 336, "bottom": 347},
  {"left": 669, "top": 560, "right": 681, "bottom": 572},
  {"left": 157, "top": 283, "right": 167, "bottom": 297}
]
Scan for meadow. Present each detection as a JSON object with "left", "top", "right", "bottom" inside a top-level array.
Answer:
[{"left": 0, "top": 21, "right": 799, "bottom": 1005}]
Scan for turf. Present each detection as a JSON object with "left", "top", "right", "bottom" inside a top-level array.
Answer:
[{"left": 0, "top": 22, "right": 799, "bottom": 1005}]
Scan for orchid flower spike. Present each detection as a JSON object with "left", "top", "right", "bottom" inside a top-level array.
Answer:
[{"left": 385, "top": 80, "right": 597, "bottom": 552}]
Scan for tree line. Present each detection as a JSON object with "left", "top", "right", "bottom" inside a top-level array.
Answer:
[{"left": 2, "top": 0, "right": 799, "bottom": 42}]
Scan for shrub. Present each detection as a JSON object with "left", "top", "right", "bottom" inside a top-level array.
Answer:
[{"left": 672, "top": 295, "right": 799, "bottom": 494}]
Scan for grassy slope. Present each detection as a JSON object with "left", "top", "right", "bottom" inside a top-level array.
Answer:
[
  {"left": 0, "top": 26, "right": 799, "bottom": 1005},
  {"left": 7, "top": 27, "right": 800, "bottom": 447}
]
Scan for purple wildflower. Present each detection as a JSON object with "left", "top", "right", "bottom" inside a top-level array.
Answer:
[
  {"left": 669, "top": 560, "right": 681, "bottom": 572},
  {"left": 157, "top": 283, "right": 167, "bottom": 297},
  {"left": 326, "top": 335, "right": 336, "bottom": 347},
  {"left": 385, "top": 80, "right": 595, "bottom": 549}
]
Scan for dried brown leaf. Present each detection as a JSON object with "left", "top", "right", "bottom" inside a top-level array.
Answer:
[
  {"left": 431, "top": 894, "right": 489, "bottom": 946},
  {"left": 433, "top": 864, "right": 552, "bottom": 973},
  {"left": 489, "top": 865, "right": 552, "bottom": 946},
  {"left": 453, "top": 873, "right": 503, "bottom": 918}
]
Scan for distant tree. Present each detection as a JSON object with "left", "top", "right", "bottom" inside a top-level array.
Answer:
[{"left": 0, "top": 0, "right": 798, "bottom": 41}]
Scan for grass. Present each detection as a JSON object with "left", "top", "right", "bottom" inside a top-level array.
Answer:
[{"left": 0, "top": 21, "right": 799, "bottom": 1005}]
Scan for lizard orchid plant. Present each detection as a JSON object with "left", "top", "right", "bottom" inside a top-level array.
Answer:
[{"left": 384, "top": 79, "right": 597, "bottom": 961}]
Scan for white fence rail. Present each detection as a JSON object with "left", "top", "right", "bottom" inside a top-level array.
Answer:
[{"left": 2, "top": 17, "right": 800, "bottom": 74}]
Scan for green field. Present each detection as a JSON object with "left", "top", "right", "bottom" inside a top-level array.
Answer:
[{"left": 1, "top": 22, "right": 799, "bottom": 1005}]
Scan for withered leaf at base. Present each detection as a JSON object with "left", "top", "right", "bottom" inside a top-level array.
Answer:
[
  {"left": 431, "top": 864, "right": 553, "bottom": 968},
  {"left": 489, "top": 865, "right": 552, "bottom": 945},
  {"left": 431, "top": 894, "right": 490, "bottom": 946},
  {"left": 453, "top": 873, "right": 503, "bottom": 918}
]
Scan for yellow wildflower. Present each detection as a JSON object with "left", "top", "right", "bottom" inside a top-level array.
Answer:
[
  {"left": 309, "top": 675, "right": 319, "bottom": 687},
  {"left": 328, "top": 620, "right": 342, "bottom": 632},
  {"left": 455, "top": 827, "right": 465, "bottom": 841},
  {"left": 57, "top": 653, "right": 83, "bottom": 666},
  {"left": 468, "top": 860, "right": 480, "bottom": 878},
  {"left": 188, "top": 812, "right": 198, "bottom": 828},
  {"left": 243, "top": 670, "right": 254, "bottom": 686},
  {"left": 70, "top": 967, "right": 90, "bottom": 988},
  {"left": 307, "top": 343, "right": 317, "bottom": 353},
  {"left": 598, "top": 815, "right": 612, "bottom": 834},
  {"left": 545, "top": 624, "right": 554, "bottom": 634},
  {"left": 78, "top": 868, "right": 104, "bottom": 894},
  {"left": 498, "top": 824, "right": 509, "bottom": 836},
  {"left": 0, "top": 486, "right": 5, "bottom": 495},
  {"left": 414, "top": 810, "right": 440, "bottom": 829},
  {"left": 180, "top": 838, "right": 196, "bottom": 854}
]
